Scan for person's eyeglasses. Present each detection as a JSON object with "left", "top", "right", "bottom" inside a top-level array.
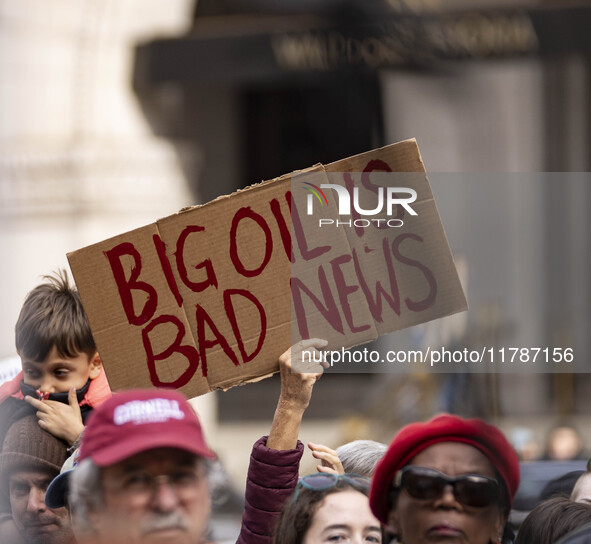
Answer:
[
  {"left": 292, "top": 473, "right": 370, "bottom": 502},
  {"left": 393, "top": 466, "right": 499, "bottom": 507},
  {"left": 102, "top": 467, "right": 204, "bottom": 502}
]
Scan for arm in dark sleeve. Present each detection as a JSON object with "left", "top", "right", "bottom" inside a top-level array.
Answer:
[
  {"left": 235, "top": 340, "right": 326, "bottom": 544},
  {"left": 236, "top": 435, "right": 303, "bottom": 544}
]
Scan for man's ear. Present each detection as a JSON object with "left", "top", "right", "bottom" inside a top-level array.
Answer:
[{"left": 88, "top": 352, "right": 102, "bottom": 380}]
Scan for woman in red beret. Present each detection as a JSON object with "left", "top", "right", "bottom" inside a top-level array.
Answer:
[{"left": 369, "top": 414, "right": 520, "bottom": 544}]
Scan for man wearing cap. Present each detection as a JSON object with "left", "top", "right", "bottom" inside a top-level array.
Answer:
[
  {"left": 0, "top": 414, "right": 75, "bottom": 544},
  {"left": 62, "top": 388, "right": 215, "bottom": 544}
]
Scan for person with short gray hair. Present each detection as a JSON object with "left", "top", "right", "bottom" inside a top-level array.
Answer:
[
  {"left": 337, "top": 439, "right": 387, "bottom": 477},
  {"left": 308, "top": 439, "right": 387, "bottom": 477}
]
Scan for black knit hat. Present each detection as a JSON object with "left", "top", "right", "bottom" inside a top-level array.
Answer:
[{"left": 0, "top": 415, "right": 68, "bottom": 486}]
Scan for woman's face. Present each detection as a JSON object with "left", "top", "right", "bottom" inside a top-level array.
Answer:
[
  {"left": 389, "top": 442, "right": 505, "bottom": 544},
  {"left": 303, "top": 490, "right": 382, "bottom": 544}
]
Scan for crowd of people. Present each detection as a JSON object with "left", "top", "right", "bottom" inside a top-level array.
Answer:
[{"left": 1, "top": 272, "right": 591, "bottom": 543}]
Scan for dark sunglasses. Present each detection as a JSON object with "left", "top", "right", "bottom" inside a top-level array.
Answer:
[
  {"left": 292, "top": 473, "right": 370, "bottom": 502},
  {"left": 393, "top": 466, "right": 499, "bottom": 507}
]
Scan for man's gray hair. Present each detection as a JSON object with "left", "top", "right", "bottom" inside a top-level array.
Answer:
[
  {"left": 68, "top": 458, "right": 103, "bottom": 537},
  {"left": 336, "top": 440, "right": 387, "bottom": 477}
]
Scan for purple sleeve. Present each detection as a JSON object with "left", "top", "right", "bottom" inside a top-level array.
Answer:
[{"left": 235, "top": 435, "right": 304, "bottom": 544}]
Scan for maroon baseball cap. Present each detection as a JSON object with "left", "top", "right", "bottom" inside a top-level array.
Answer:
[{"left": 79, "top": 389, "right": 215, "bottom": 466}]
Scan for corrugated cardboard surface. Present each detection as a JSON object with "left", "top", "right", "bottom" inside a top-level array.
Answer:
[{"left": 68, "top": 139, "right": 466, "bottom": 397}]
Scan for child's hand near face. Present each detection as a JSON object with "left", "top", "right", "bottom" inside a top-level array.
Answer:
[{"left": 24, "top": 388, "right": 84, "bottom": 446}]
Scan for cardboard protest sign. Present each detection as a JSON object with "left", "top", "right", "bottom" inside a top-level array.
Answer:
[{"left": 68, "top": 138, "right": 467, "bottom": 397}]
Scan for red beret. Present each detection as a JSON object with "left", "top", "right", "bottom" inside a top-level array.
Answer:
[{"left": 369, "top": 414, "right": 520, "bottom": 524}]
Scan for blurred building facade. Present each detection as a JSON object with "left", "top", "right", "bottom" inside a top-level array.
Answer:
[{"left": 0, "top": 0, "right": 195, "bottom": 355}]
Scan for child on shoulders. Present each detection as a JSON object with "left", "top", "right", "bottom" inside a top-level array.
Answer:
[{"left": 0, "top": 269, "right": 111, "bottom": 447}]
